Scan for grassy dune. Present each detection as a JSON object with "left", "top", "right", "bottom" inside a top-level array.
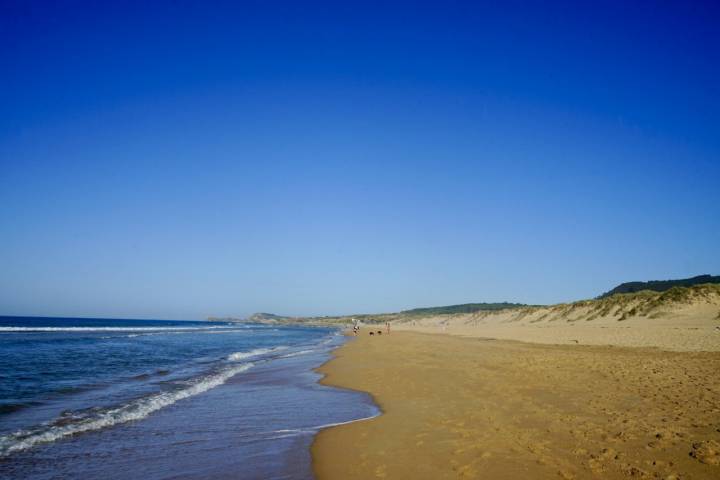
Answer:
[
  {"left": 283, "top": 283, "right": 720, "bottom": 327},
  {"left": 388, "top": 284, "right": 720, "bottom": 351}
]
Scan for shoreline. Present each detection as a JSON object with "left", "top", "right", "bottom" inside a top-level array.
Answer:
[
  {"left": 0, "top": 323, "right": 372, "bottom": 479},
  {"left": 311, "top": 330, "right": 720, "bottom": 479}
]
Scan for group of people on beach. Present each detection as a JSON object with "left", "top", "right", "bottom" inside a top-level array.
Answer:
[{"left": 351, "top": 318, "right": 390, "bottom": 336}]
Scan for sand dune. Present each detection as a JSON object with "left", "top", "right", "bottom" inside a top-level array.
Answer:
[{"left": 393, "top": 285, "right": 720, "bottom": 352}]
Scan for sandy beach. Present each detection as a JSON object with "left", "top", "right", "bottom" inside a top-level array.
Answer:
[{"left": 312, "top": 331, "right": 720, "bottom": 479}]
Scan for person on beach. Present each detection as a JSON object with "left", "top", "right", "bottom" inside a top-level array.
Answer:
[{"left": 386, "top": 321, "right": 390, "bottom": 335}]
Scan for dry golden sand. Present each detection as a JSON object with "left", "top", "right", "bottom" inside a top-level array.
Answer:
[{"left": 312, "top": 331, "right": 720, "bottom": 479}]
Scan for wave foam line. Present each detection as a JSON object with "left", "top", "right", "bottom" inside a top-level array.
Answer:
[
  {"left": 100, "top": 329, "right": 251, "bottom": 339},
  {"left": 227, "top": 346, "right": 286, "bottom": 361},
  {"left": 0, "top": 363, "right": 254, "bottom": 457},
  {"left": 0, "top": 326, "right": 236, "bottom": 333},
  {"left": 265, "top": 413, "right": 381, "bottom": 439},
  {"left": 279, "top": 349, "right": 316, "bottom": 358}
]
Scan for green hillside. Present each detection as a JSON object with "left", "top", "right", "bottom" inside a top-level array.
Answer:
[
  {"left": 400, "top": 302, "right": 528, "bottom": 316},
  {"left": 599, "top": 274, "right": 720, "bottom": 299}
]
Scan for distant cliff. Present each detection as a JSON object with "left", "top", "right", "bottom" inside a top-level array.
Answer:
[
  {"left": 206, "top": 313, "right": 294, "bottom": 323},
  {"left": 248, "top": 312, "right": 294, "bottom": 323}
]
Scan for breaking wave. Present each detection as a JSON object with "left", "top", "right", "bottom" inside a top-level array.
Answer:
[
  {"left": 0, "top": 326, "right": 237, "bottom": 333},
  {"left": 227, "top": 346, "right": 287, "bottom": 361},
  {"left": 279, "top": 349, "right": 316, "bottom": 358},
  {"left": 0, "top": 363, "right": 254, "bottom": 457}
]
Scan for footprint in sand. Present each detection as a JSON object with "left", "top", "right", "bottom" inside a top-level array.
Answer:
[
  {"left": 587, "top": 447, "right": 621, "bottom": 473},
  {"left": 587, "top": 458, "right": 604, "bottom": 473},
  {"left": 557, "top": 469, "right": 575, "bottom": 479},
  {"left": 457, "top": 464, "right": 477, "bottom": 477},
  {"left": 620, "top": 465, "right": 650, "bottom": 477},
  {"left": 690, "top": 439, "right": 720, "bottom": 465}
]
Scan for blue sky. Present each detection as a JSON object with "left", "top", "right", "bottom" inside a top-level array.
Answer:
[{"left": 1, "top": 1, "right": 719, "bottom": 319}]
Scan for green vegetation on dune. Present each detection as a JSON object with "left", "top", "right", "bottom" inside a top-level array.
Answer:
[
  {"left": 575, "top": 284, "right": 720, "bottom": 321},
  {"left": 400, "top": 302, "right": 529, "bottom": 316},
  {"left": 598, "top": 274, "right": 720, "bottom": 299}
]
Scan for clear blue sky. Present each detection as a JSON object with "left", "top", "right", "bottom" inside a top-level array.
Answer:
[{"left": 1, "top": 1, "right": 719, "bottom": 319}]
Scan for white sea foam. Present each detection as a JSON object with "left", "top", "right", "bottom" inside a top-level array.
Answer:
[
  {"left": 98, "top": 329, "right": 251, "bottom": 339},
  {"left": 0, "top": 326, "right": 236, "bottom": 333},
  {"left": 279, "top": 349, "right": 316, "bottom": 358},
  {"left": 0, "top": 363, "right": 254, "bottom": 457},
  {"left": 265, "top": 413, "right": 380, "bottom": 439},
  {"left": 312, "top": 414, "right": 381, "bottom": 430},
  {"left": 227, "top": 346, "right": 286, "bottom": 361}
]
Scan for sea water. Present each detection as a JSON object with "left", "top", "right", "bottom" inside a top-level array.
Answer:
[{"left": 0, "top": 317, "right": 376, "bottom": 479}]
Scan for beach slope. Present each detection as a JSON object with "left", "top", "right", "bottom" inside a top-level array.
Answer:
[{"left": 312, "top": 332, "right": 720, "bottom": 479}]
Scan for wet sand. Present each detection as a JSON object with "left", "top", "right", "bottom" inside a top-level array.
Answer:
[{"left": 312, "top": 331, "right": 720, "bottom": 479}]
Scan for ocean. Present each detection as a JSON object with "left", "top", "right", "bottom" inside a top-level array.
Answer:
[{"left": 0, "top": 316, "right": 377, "bottom": 479}]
